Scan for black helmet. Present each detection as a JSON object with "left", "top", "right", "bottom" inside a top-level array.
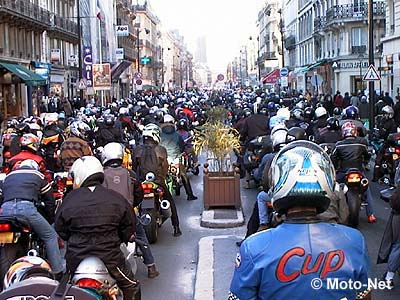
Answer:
[
  {"left": 333, "top": 107, "right": 342, "bottom": 117},
  {"left": 286, "top": 127, "right": 307, "bottom": 142},
  {"left": 15, "top": 122, "right": 31, "bottom": 135},
  {"left": 104, "top": 115, "right": 114, "bottom": 126},
  {"left": 326, "top": 117, "right": 340, "bottom": 131},
  {"left": 304, "top": 107, "right": 314, "bottom": 120},
  {"left": 177, "top": 118, "right": 188, "bottom": 130}
]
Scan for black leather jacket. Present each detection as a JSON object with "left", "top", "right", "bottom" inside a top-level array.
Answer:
[{"left": 331, "top": 136, "right": 370, "bottom": 172}]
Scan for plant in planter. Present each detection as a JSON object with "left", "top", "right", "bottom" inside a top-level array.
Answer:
[{"left": 193, "top": 106, "right": 242, "bottom": 208}]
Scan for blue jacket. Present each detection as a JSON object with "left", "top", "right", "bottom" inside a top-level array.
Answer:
[{"left": 229, "top": 222, "right": 369, "bottom": 300}]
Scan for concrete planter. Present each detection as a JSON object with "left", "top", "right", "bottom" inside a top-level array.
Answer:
[{"left": 203, "top": 171, "right": 241, "bottom": 209}]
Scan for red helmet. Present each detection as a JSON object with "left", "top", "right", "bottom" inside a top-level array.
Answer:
[{"left": 341, "top": 121, "right": 357, "bottom": 138}]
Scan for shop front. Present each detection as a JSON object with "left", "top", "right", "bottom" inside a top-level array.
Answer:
[
  {"left": 0, "top": 62, "right": 46, "bottom": 117},
  {"left": 332, "top": 59, "right": 369, "bottom": 95}
]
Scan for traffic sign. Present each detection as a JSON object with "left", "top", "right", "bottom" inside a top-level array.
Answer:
[
  {"left": 134, "top": 72, "right": 142, "bottom": 79},
  {"left": 78, "top": 79, "right": 86, "bottom": 90},
  {"left": 136, "top": 79, "right": 142, "bottom": 85},
  {"left": 217, "top": 74, "right": 224, "bottom": 81},
  {"left": 280, "top": 76, "right": 288, "bottom": 87},
  {"left": 363, "top": 64, "right": 381, "bottom": 81},
  {"left": 280, "top": 68, "right": 289, "bottom": 77}
]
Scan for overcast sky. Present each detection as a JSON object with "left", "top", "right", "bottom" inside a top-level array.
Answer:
[{"left": 149, "top": 0, "right": 263, "bottom": 73}]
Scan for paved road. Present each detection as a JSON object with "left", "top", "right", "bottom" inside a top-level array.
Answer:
[{"left": 138, "top": 172, "right": 400, "bottom": 299}]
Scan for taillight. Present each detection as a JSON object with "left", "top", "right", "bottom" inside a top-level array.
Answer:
[
  {"left": 142, "top": 183, "right": 154, "bottom": 190},
  {"left": 76, "top": 278, "right": 103, "bottom": 288},
  {"left": 395, "top": 148, "right": 400, "bottom": 154},
  {"left": 347, "top": 173, "right": 362, "bottom": 183},
  {"left": 0, "top": 223, "right": 11, "bottom": 232}
]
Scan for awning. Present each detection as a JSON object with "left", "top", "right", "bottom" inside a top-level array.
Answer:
[
  {"left": 142, "top": 84, "right": 160, "bottom": 91},
  {"left": 261, "top": 69, "right": 280, "bottom": 84},
  {"left": 0, "top": 62, "right": 46, "bottom": 86},
  {"left": 111, "top": 60, "right": 132, "bottom": 83},
  {"left": 304, "top": 60, "right": 326, "bottom": 72}
]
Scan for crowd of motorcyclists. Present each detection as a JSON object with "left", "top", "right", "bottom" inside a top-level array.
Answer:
[{"left": 0, "top": 87, "right": 399, "bottom": 299}]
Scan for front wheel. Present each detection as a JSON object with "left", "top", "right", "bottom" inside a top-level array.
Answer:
[
  {"left": 144, "top": 209, "right": 159, "bottom": 244},
  {"left": 347, "top": 189, "right": 361, "bottom": 228}
]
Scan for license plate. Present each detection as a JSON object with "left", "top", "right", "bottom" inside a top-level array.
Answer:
[
  {"left": 393, "top": 154, "right": 399, "bottom": 160},
  {"left": 0, "top": 232, "right": 14, "bottom": 243},
  {"left": 144, "top": 193, "right": 154, "bottom": 198}
]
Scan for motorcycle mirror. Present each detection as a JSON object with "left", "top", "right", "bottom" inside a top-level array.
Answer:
[{"left": 139, "top": 214, "right": 152, "bottom": 226}]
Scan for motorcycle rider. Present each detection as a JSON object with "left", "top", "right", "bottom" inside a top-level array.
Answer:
[
  {"left": 59, "top": 120, "right": 93, "bottom": 171},
  {"left": 229, "top": 141, "right": 371, "bottom": 300},
  {"left": 339, "top": 105, "right": 367, "bottom": 137},
  {"left": 101, "top": 142, "right": 160, "bottom": 279},
  {"left": 160, "top": 114, "right": 198, "bottom": 201},
  {"left": 373, "top": 105, "right": 398, "bottom": 182},
  {"left": 41, "top": 113, "right": 65, "bottom": 172},
  {"left": 95, "top": 114, "right": 123, "bottom": 147},
  {"left": 0, "top": 159, "right": 66, "bottom": 278},
  {"left": 239, "top": 105, "right": 270, "bottom": 143},
  {"left": 331, "top": 122, "right": 376, "bottom": 223},
  {"left": 54, "top": 156, "right": 141, "bottom": 300},
  {"left": 316, "top": 117, "right": 342, "bottom": 144},
  {"left": 176, "top": 118, "right": 199, "bottom": 168},
  {"left": 132, "top": 123, "right": 182, "bottom": 237},
  {"left": 8, "top": 133, "right": 52, "bottom": 182}
]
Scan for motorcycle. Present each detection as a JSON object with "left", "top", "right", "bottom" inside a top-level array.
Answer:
[
  {"left": 52, "top": 171, "right": 73, "bottom": 211},
  {"left": 378, "top": 132, "right": 400, "bottom": 185},
  {"left": 344, "top": 168, "right": 369, "bottom": 228},
  {"left": 140, "top": 172, "right": 171, "bottom": 244},
  {"left": 72, "top": 256, "right": 121, "bottom": 300},
  {"left": 0, "top": 215, "right": 45, "bottom": 286},
  {"left": 243, "top": 135, "right": 271, "bottom": 184},
  {"left": 369, "top": 127, "right": 384, "bottom": 154}
]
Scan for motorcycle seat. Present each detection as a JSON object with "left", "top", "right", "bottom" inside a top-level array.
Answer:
[{"left": 0, "top": 215, "right": 31, "bottom": 229}]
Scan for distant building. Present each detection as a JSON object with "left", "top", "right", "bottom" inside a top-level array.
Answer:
[{"left": 195, "top": 36, "right": 208, "bottom": 64}]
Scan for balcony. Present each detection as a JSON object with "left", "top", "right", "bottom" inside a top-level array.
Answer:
[
  {"left": 284, "top": 35, "right": 296, "bottom": 50},
  {"left": 326, "top": 2, "right": 385, "bottom": 27},
  {"left": 314, "top": 16, "right": 326, "bottom": 33},
  {"left": 48, "top": 15, "right": 79, "bottom": 43},
  {"left": 351, "top": 45, "right": 367, "bottom": 54},
  {"left": 0, "top": 0, "right": 51, "bottom": 31}
]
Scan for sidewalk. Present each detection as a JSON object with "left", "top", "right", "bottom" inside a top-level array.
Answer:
[{"left": 194, "top": 235, "right": 241, "bottom": 300}]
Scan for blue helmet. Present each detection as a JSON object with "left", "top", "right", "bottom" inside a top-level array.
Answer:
[{"left": 344, "top": 105, "right": 359, "bottom": 119}]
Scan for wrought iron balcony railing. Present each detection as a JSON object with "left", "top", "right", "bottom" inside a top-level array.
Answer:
[
  {"left": 0, "top": 0, "right": 51, "bottom": 26},
  {"left": 51, "top": 15, "right": 78, "bottom": 36},
  {"left": 326, "top": 2, "right": 385, "bottom": 24},
  {"left": 314, "top": 16, "right": 326, "bottom": 32},
  {"left": 351, "top": 45, "right": 367, "bottom": 54}
]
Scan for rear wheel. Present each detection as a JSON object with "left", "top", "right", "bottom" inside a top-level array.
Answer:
[
  {"left": 347, "top": 189, "right": 361, "bottom": 228},
  {"left": 144, "top": 209, "right": 158, "bottom": 244}
]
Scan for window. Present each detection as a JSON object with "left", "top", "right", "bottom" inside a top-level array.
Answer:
[{"left": 351, "top": 27, "right": 367, "bottom": 46}]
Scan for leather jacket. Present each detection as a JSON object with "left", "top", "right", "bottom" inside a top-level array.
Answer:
[
  {"left": 331, "top": 136, "right": 370, "bottom": 172},
  {"left": 229, "top": 221, "right": 369, "bottom": 300}
]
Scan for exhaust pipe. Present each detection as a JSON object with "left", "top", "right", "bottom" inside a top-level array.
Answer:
[
  {"left": 361, "top": 178, "right": 369, "bottom": 187},
  {"left": 160, "top": 199, "right": 172, "bottom": 218}
]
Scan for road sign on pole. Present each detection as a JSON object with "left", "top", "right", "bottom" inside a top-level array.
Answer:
[
  {"left": 280, "top": 68, "right": 289, "bottom": 77},
  {"left": 363, "top": 64, "right": 381, "bottom": 81}
]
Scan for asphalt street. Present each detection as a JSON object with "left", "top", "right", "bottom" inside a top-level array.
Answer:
[{"left": 139, "top": 171, "right": 400, "bottom": 300}]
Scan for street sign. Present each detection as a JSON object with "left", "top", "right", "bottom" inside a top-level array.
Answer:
[
  {"left": 115, "top": 25, "right": 129, "bottom": 36},
  {"left": 116, "top": 48, "right": 124, "bottom": 60},
  {"left": 136, "top": 79, "right": 143, "bottom": 85},
  {"left": 134, "top": 72, "right": 142, "bottom": 79},
  {"left": 280, "top": 67, "right": 289, "bottom": 77},
  {"left": 363, "top": 64, "right": 381, "bottom": 81},
  {"left": 217, "top": 74, "right": 224, "bottom": 81},
  {"left": 280, "top": 76, "right": 288, "bottom": 87},
  {"left": 78, "top": 79, "right": 86, "bottom": 90}
]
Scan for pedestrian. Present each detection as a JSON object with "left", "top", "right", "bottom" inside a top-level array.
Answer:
[
  {"left": 229, "top": 141, "right": 371, "bottom": 300},
  {"left": 333, "top": 90, "right": 343, "bottom": 108},
  {"left": 343, "top": 91, "right": 351, "bottom": 108},
  {"left": 61, "top": 97, "right": 74, "bottom": 117},
  {"left": 384, "top": 92, "right": 394, "bottom": 106},
  {"left": 350, "top": 92, "right": 359, "bottom": 107},
  {"left": 377, "top": 179, "right": 400, "bottom": 289}
]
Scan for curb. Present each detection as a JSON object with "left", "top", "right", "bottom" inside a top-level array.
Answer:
[
  {"left": 193, "top": 235, "right": 239, "bottom": 300},
  {"left": 200, "top": 208, "right": 245, "bottom": 228}
]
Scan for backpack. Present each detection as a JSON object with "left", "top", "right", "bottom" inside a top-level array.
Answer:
[
  {"left": 103, "top": 166, "right": 134, "bottom": 206},
  {"left": 137, "top": 144, "right": 159, "bottom": 181}
]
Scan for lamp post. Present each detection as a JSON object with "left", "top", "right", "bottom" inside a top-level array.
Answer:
[{"left": 368, "top": 0, "right": 375, "bottom": 129}]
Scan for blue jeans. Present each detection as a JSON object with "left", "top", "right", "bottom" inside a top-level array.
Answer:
[
  {"left": 1, "top": 200, "right": 65, "bottom": 273},
  {"left": 135, "top": 219, "right": 155, "bottom": 266},
  {"left": 388, "top": 241, "right": 400, "bottom": 273},
  {"left": 257, "top": 191, "right": 271, "bottom": 225}
]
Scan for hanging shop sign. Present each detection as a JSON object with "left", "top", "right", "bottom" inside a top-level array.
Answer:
[
  {"left": 82, "top": 46, "right": 93, "bottom": 87},
  {"left": 92, "top": 63, "right": 111, "bottom": 90}
]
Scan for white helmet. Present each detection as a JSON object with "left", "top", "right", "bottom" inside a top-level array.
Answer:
[
  {"left": 382, "top": 105, "right": 394, "bottom": 119},
  {"left": 101, "top": 142, "right": 124, "bottom": 165},
  {"left": 142, "top": 123, "right": 161, "bottom": 143},
  {"left": 70, "top": 121, "right": 90, "bottom": 140},
  {"left": 70, "top": 156, "right": 104, "bottom": 189},
  {"left": 276, "top": 107, "right": 290, "bottom": 121},
  {"left": 72, "top": 256, "right": 116, "bottom": 289},
  {"left": 315, "top": 107, "right": 327, "bottom": 118},
  {"left": 119, "top": 107, "right": 129, "bottom": 115},
  {"left": 271, "top": 124, "right": 288, "bottom": 150},
  {"left": 17, "top": 159, "right": 39, "bottom": 171},
  {"left": 163, "top": 114, "right": 175, "bottom": 124}
]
